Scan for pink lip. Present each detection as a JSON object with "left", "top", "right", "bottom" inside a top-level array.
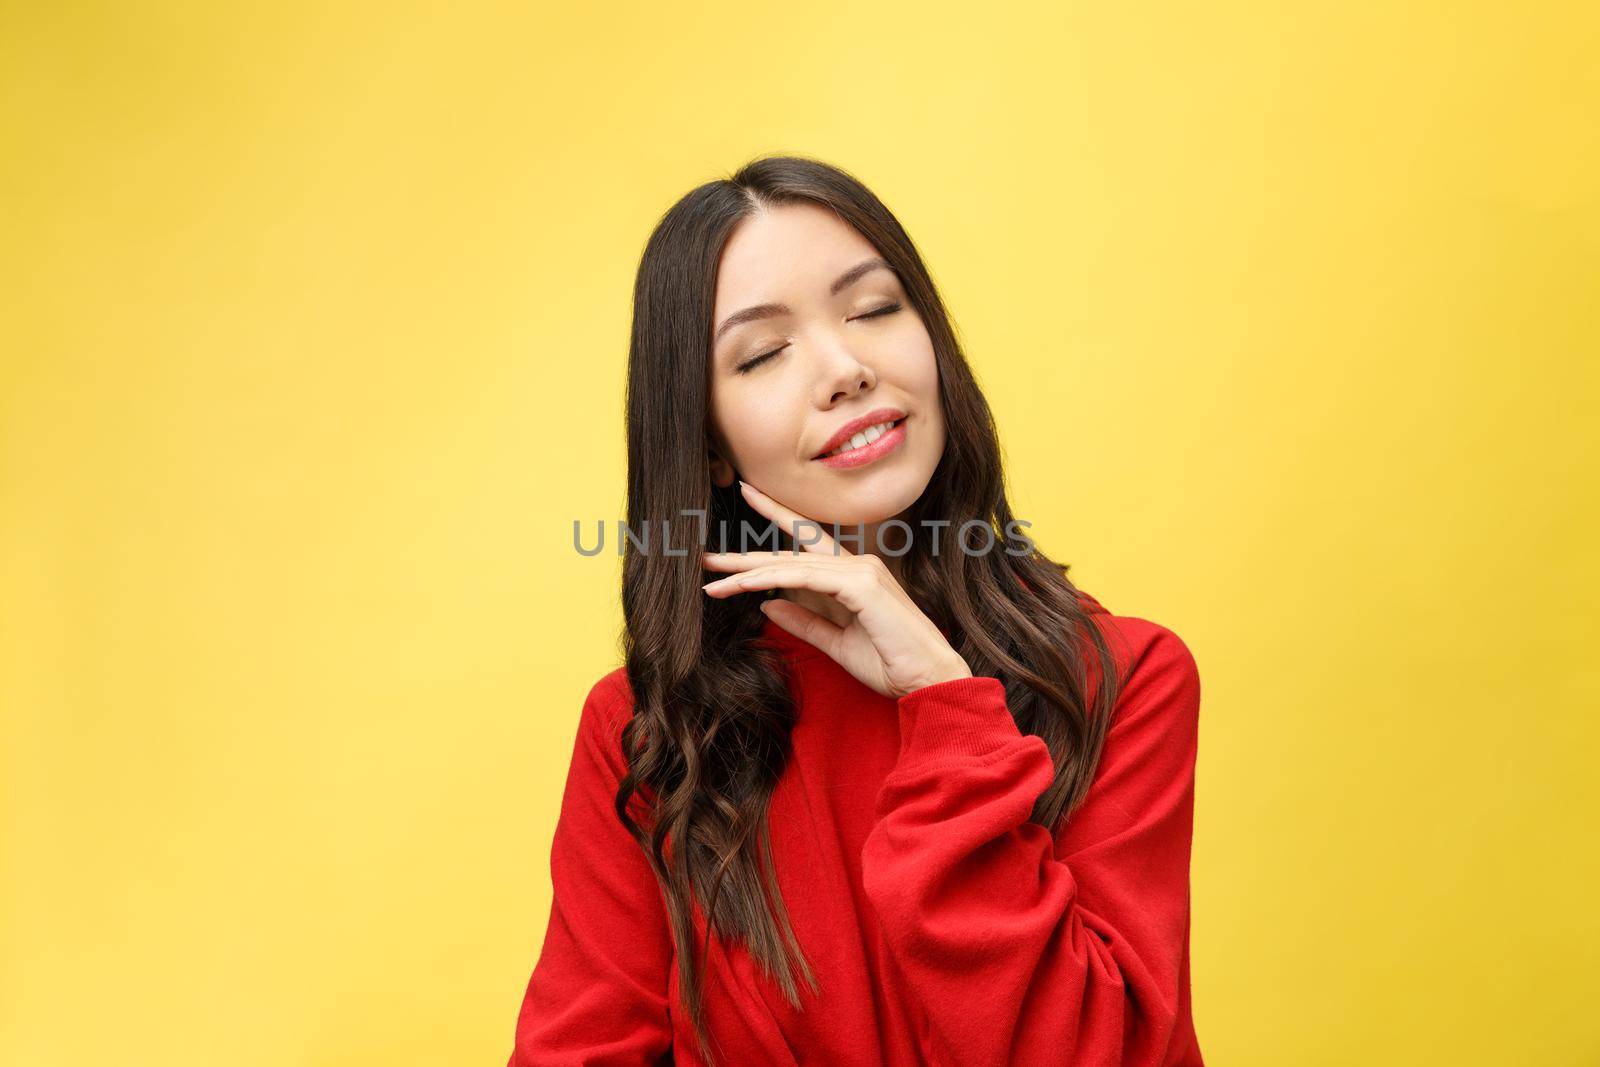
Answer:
[
  {"left": 815, "top": 417, "right": 908, "bottom": 469},
  {"left": 812, "top": 406, "right": 908, "bottom": 460}
]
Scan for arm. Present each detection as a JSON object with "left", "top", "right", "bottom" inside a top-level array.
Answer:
[
  {"left": 860, "top": 622, "right": 1201, "bottom": 1067},
  {"left": 507, "top": 672, "right": 675, "bottom": 1067}
]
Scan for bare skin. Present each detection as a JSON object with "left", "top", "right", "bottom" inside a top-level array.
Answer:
[{"left": 702, "top": 203, "right": 971, "bottom": 697}]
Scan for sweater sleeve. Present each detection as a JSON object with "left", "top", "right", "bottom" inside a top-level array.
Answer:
[
  {"left": 860, "top": 623, "right": 1201, "bottom": 1067},
  {"left": 507, "top": 672, "right": 676, "bottom": 1067}
]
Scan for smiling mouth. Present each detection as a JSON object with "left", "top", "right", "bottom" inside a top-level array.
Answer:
[{"left": 814, "top": 417, "right": 907, "bottom": 461}]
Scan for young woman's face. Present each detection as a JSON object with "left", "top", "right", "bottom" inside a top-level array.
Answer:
[{"left": 706, "top": 202, "right": 946, "bottom": 531}]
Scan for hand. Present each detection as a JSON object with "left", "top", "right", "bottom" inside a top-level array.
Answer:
[{"left": 702, "top": 480, "right": 973, "bottom": 700}]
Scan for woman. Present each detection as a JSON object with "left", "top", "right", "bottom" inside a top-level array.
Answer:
[{"left": 507, "top": 156, "right": 1204, "bottom": 1067}]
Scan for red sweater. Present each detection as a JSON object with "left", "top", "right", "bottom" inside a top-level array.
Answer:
[{"left": 507, "top": 591, "right": 1204, "bottom": 1066}]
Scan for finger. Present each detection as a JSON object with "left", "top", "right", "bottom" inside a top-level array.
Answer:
[
  {"left": 738, "top": 480, "right": 850, "bottom": 556},
  {"left": 759, "top": 597, "right": 847, "bottom": 659},
  {"left": 704, "top": 563, "right": 876, "bottom": 613},
  {"left": 701, "top": 554, "right": 863, "bottom": 585},
  {"left": 701, "top": 549, "right": 858, "bottom": 573}
]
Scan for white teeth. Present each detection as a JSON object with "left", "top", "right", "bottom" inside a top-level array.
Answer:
[{"left": 824, "top": 419, "right": 898, "bottom": 458}]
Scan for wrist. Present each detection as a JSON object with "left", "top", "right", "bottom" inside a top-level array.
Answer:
[{"left": 902, "top": 655, "right": 973, "bottom": 696}]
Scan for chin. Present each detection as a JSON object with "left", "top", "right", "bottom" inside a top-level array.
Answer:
[{"left": 804, "top": 477, "right": 928, "bottom": 530}]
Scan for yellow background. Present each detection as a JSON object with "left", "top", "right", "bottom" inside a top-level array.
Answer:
[{"left": 3, "top": 3, "right": 1596, "bottom": 1064}]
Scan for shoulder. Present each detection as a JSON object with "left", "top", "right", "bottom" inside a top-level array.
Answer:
[
  {"left": 566, "top": 666, "right": 641, "bottom": 782},
  {"left": 584, "top": 665, "right": 636, "bottom": 720},
  {"left": 1101, "top": 612, "right": 1199, "bottom": 684},
  {"left": 1073, "top": 588, "right": 1197, "bottom": 681},
  {"left": 1083, "top": 607, "right": 1202, "bottom": 739},
  {"left": 576, "top": 667, "right": 664, "bottom": 819}
]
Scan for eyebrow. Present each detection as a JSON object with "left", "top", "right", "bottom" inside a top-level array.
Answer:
[{"left": 713, "top": 257, "right": 897, "bottom": 346}]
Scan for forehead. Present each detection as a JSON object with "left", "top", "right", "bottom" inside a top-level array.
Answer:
[{"left": 713, "top": 202, "right": 882, "bottom": 311}]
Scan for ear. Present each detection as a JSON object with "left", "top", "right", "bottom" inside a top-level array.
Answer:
[{"left": 707, "top": 448, "right": 737, "bottom": 489}]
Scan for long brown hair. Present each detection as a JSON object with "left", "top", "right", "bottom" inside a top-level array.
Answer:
[{"left": 615, "top": 154, "right": 1124, "bottom": 1066}]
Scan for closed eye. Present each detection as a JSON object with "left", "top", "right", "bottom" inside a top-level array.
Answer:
[
  {"left": 856, "top": 301, "right": 902, "bottom": 320},
  {"left": 735, "top": 344, "right": 789, "bottom": 375},
  {"left": 732, "top": 302, "right": 904, "bottom": 375}
]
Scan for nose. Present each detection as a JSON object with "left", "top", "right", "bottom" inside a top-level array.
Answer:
[{"left": 811, "top": 333, "right": 878, "bottom": 408}]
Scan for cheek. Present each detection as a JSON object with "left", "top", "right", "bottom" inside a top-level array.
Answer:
[
  {"left": 711, "top": 386, "right": 802, "bottom": 467},
  {"left": 889, "top": 328, "right": 941, "bottom": 406},
  {"left": 895, "top": 333, "right": 944, "bottom": 448}
]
